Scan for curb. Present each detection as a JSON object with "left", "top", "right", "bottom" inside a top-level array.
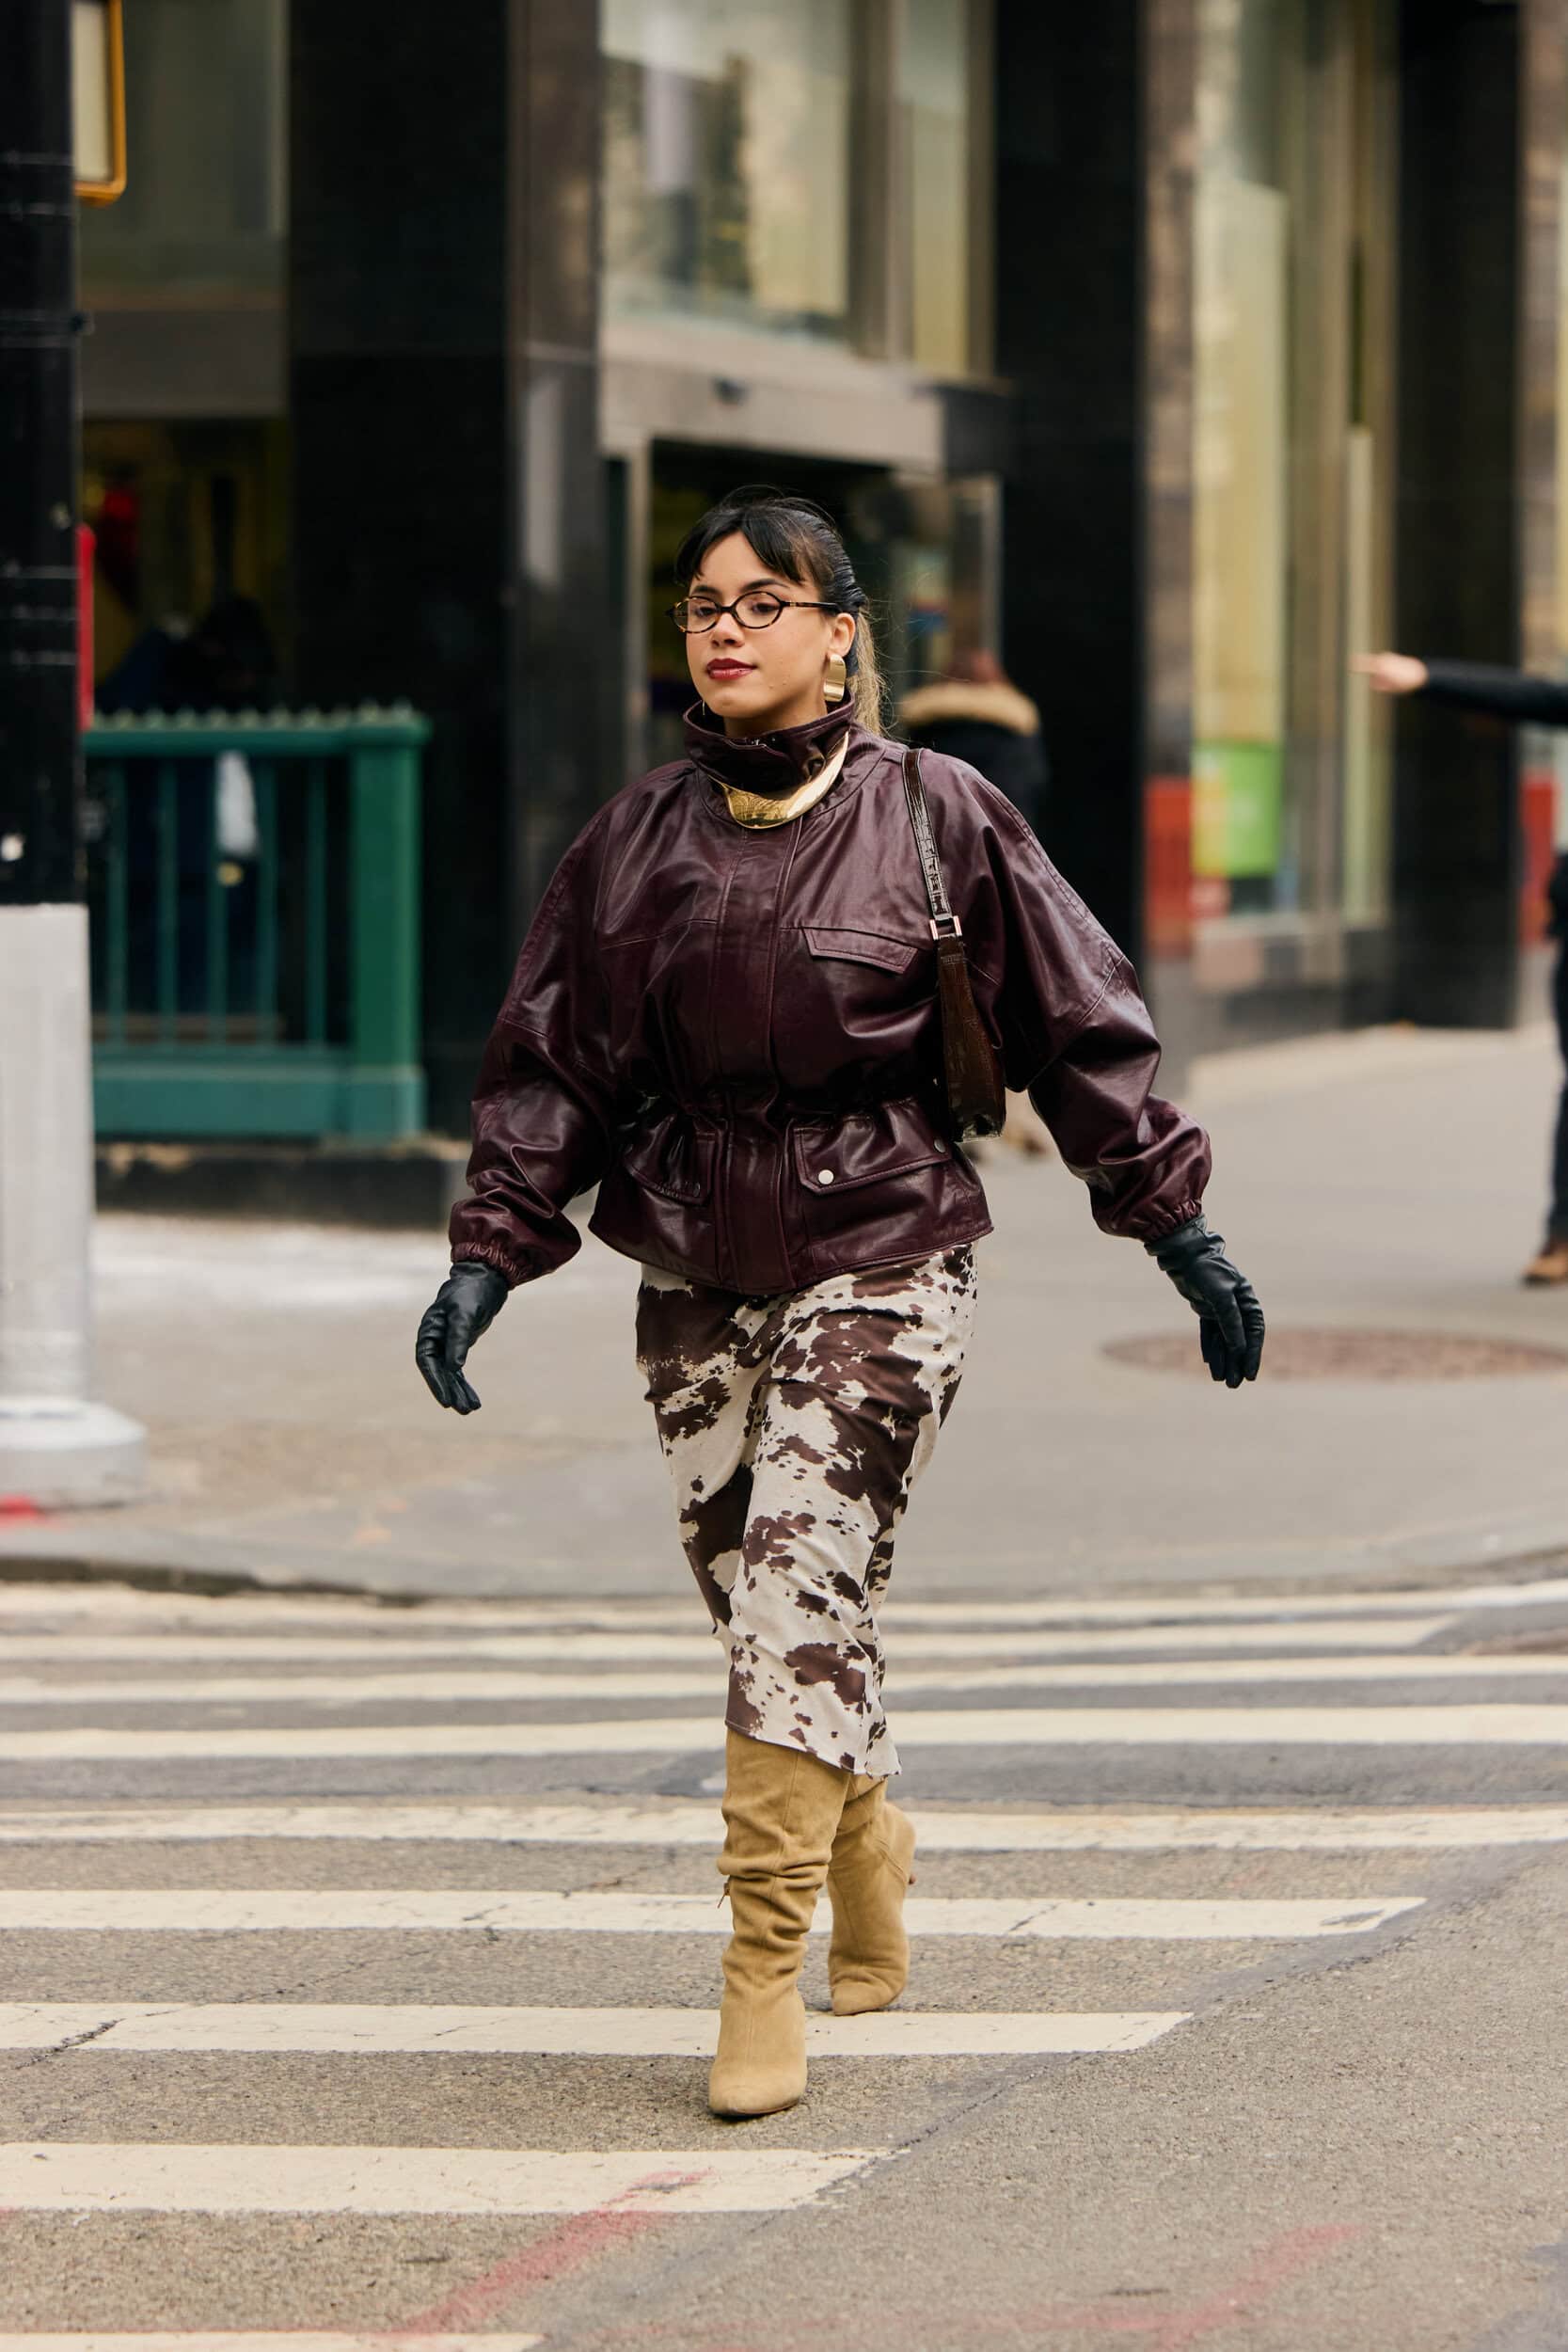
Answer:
[
  {"left": 4, "top": 1544, "right": 1568, "bottom": 1611},
  {"left": 94, "top": 1137, "right": 469, "bottom": 1230},
  {"left": 0, "top": 1555, "right": 409, "bottom": 1604}
]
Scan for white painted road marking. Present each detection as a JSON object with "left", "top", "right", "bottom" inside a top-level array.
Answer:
[
  {"left": 0, "top": 1799, "right": 1559, "bottom": 1851},
  {"left": 0, "top": 1888, "right": 1423, "bottom": 1938},
  {"left": 0, "top": 1615, "right": 1459, "bottom": 1665},
  {"left": 4, "top": 1568, "right": 1568, "bottom": 1625},
  {"left": 8, "top": 1705, "right": 1568, "bottom": 1759},
  {"left": 0, "top": 2340, "right": 542, "bottom": 2352},
  {"left": 0, "top": 2002, "right": 1189, "bottom": 2057},
  {"left": 2, "top": 1648, "right": 1555, "bottom": 1708},
  {"left": 0, "top": 2339, "right": 543, "bottom": 2352},
  {"left": 878, "top": 1579, "right": 1568, "bottom": 1623},
  {"left": 0, "top": 2142, "right": 886, "bottom": 2214}
]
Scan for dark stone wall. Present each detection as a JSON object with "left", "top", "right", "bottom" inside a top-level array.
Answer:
[
  {"left": 289, "top": 0, "right": 604, "bottom": 1133},
  {"left": 992, "top": 2, "right": 1146, "bottom": 961},
  {"left": 1392, "top": 0, "right": 1523, "bottom": 1026}
]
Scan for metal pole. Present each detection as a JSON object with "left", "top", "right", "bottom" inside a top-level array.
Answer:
[
  {"left": 0, "top": 0, "right": 79, "bottom": 898},
  {"left": 0, "top": 0, "right": 145, "bottom": 1504}
]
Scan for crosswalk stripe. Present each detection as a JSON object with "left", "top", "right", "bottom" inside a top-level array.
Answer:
[
  {"left": 1, "top": 1799, "right": 1559, "bottom": 1850},
  {"left": 0, "top": 1888, "right": 1423, "bottom": 1937},
  {"left": 0, "top": 2002, "right": 1189, "bottom": 2057},
  {"left": 882, "top": 1580, "right": 1568, "bottom": 1623},
  {"left": 6, "top": 1705, "right": 1568, "bottom": 1759},
  {"left": 5, "top": 1571, "right": 1568, "bottom": 1625},
  {"left": 0, "top": 2340, "right": 541, "bottom": 2352},
  {"left": 1, "top": 1647, "right": 1556, "bottom": 1708},
  {"left": 0, "top": 2339, "right": 544, "bottom": 2351},
  {"left": 0, "top": 1615, "right": 1459, "bottom": 1664},
  {"left": 0, "top": 2143, "right": 884, "bottom": 2215}
]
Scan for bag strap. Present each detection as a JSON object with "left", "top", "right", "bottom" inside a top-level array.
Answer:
[
  {"left": 901, "top": 746, "right": 1006, "bottom": 1139},
  {"left": 902, "top": 746, "right": 960, "bottom": 939}
]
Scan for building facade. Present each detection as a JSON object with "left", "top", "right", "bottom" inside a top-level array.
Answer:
[{"left": 79, "top": 0, "right": 1568, "bottom": 1131}]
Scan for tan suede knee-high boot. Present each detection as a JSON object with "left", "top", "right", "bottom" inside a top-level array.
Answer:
[
  {"left": 826, "top": 1772, "right": 917, "bottom": 2016},
  {"left": 708, "top": 1729, "right": 850, "bottom": 2121}
]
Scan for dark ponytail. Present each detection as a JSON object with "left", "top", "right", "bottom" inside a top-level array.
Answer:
[{"left": 673, "top": 485, "right": 884, "bottom": 731}]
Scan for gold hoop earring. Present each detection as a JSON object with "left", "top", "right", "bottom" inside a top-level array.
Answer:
[{"left": 824, "top": 655, "right": 848, "bottom": 707}]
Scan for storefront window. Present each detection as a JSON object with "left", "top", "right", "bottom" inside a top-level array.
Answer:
[
  {"left": 1556, "top": 138, "right": 1568, "bottom": 682},
  {"left": 78, "top": 0, "right": 286, "bottom": 296},
  {"left": 1193, "top": 0, "right": 1297, "bottom": 917},
  {"left": 602, "top": 0, "right": 853, "bottom": 343},
  {"left": 901, "top": 0, "right": 976, "bottom": 375},
  {"left": 1194, "top": 0, "right": 1397, "bottom": 930},
  {"left": 1339, "top": 0, "right": 1398, "bottom": 923}
]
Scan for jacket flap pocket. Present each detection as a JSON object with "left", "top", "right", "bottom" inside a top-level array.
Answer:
[
  {"left": 801, "top": 925, "right": 918, "bottom": 975},
  {"left": 791, "top": 1096, "right": 950, "bottom": 1193},
  {"left": 619, "top": 1107, "right": 714, "bottom": 1204}
]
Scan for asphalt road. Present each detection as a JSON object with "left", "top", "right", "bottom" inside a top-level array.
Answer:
[{"left": 3, "top": 1568, "right": 1568, "bottom": 2351}]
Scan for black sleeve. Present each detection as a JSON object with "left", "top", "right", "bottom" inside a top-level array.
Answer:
[{"left": 1419, "top": 660, "right": 1568, "bottom": 729}]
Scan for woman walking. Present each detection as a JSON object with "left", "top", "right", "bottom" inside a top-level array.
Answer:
[
  {"left": 417, "top": 486, "right": 1264, "bottom": 2121},
  {"left": 1356, "top": 650, "right": 1568, "bottom": 1284}
]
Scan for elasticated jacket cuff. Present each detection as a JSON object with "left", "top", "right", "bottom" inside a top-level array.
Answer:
[{"left": 451, "top": 1242, "right": 532, "bottom": 1291}]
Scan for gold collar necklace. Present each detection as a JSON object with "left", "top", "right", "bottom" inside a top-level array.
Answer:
[{"left": 715, "top": 732, "right": 851, "bottom": 830}]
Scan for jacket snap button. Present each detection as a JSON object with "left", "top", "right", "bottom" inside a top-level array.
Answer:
[{"left": 816, "top": 1168, "right": 835, "bottom": 1185}]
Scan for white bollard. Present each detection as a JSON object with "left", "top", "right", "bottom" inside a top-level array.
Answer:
[{"left": 0, "top": 903, "right": 146, "bottom": 1504}]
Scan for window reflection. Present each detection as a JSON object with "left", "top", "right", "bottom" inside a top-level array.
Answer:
[
  {"left": 603, "top": 0, "right": 853, "bottom": 342},
  {"left": 1194, "top": 0, "right": 1395, "bottom": 930},
  {"left": 79, "top": 0, "right": 286, "bottom": 295},
  {"left": 902, "top": 0, "right": 974, "bottom": 375},
  {"left": 1194, "top": 0, "right": 1296, "bottom": 917}
]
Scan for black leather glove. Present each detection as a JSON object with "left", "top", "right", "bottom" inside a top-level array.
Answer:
[
  {"left": 1146, "top": 1216, "right": 1265, "bottom": 1390},
  {"left": 416, "top": 1262, "right": 510, "bottom": 1413}
]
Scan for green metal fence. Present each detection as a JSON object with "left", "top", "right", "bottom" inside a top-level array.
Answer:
[{"left": 83, "top": 706, "right": 429, "bottom": 1140}]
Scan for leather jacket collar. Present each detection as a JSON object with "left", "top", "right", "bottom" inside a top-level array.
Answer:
[{"left": 684, "top": 700, "right": 853, "bottom": 799}]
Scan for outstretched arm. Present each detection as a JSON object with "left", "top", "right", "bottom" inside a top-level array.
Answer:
[{"left": 1355, "top": 652, "right": 1568, "bottom": 729}]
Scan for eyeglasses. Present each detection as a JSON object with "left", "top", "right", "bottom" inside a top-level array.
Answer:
[{"left": 667, "top": 591, "right": 836, "bottom": 635}]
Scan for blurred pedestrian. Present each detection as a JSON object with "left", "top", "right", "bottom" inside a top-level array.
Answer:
[
  {"left": 1356, "top": 650, "right": 1568, "bottom": 1283},
  {"left": 901, "top": 651, "right": 1054, "bottom": 1156},
  {"left": 97, "top": 594, "right": 280, "bottom": 718},
  {"left": 900, "top": 649, "right": 1049, "bottom": 834},
  {"left": 419, "top": 485, "right": 1263, "bottom": 2124},
  {"left": 96, "top": 596, "right": 282, "bottom": 1014}
]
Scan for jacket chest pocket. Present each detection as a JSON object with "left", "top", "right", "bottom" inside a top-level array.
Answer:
[
  {"left": 800, "top": 925, "right": 920, "bottom": 977},
  {"left": 776, "top": 923, "right": 932, "bottom": 1089}
]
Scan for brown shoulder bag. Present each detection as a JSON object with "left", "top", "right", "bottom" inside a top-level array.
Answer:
[{"left": 902, "top": 747, "right": 1007, "bottom": 1140}]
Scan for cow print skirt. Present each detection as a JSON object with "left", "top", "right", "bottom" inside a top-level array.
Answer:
[{"left": 635, "top": 1247, "right": 979, "bottom": 1777}]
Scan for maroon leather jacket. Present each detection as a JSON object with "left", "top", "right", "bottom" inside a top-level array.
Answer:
[{"left": 449, "top": 705, "right": 1211, "bottom": 1295}]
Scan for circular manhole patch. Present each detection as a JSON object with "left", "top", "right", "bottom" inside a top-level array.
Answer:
[{"left": 1104, "top": 1327, "right": 1568, "bottom": 1381}]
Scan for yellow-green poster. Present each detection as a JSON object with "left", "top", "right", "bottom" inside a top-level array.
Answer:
[{"left": 1193, "top": 740, "right": 1284, "bottom": 880}]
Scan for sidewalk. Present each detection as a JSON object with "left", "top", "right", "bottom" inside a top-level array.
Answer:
[{"left": 6, "top": 1022, "right": 1568, "bottom": 1603}]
